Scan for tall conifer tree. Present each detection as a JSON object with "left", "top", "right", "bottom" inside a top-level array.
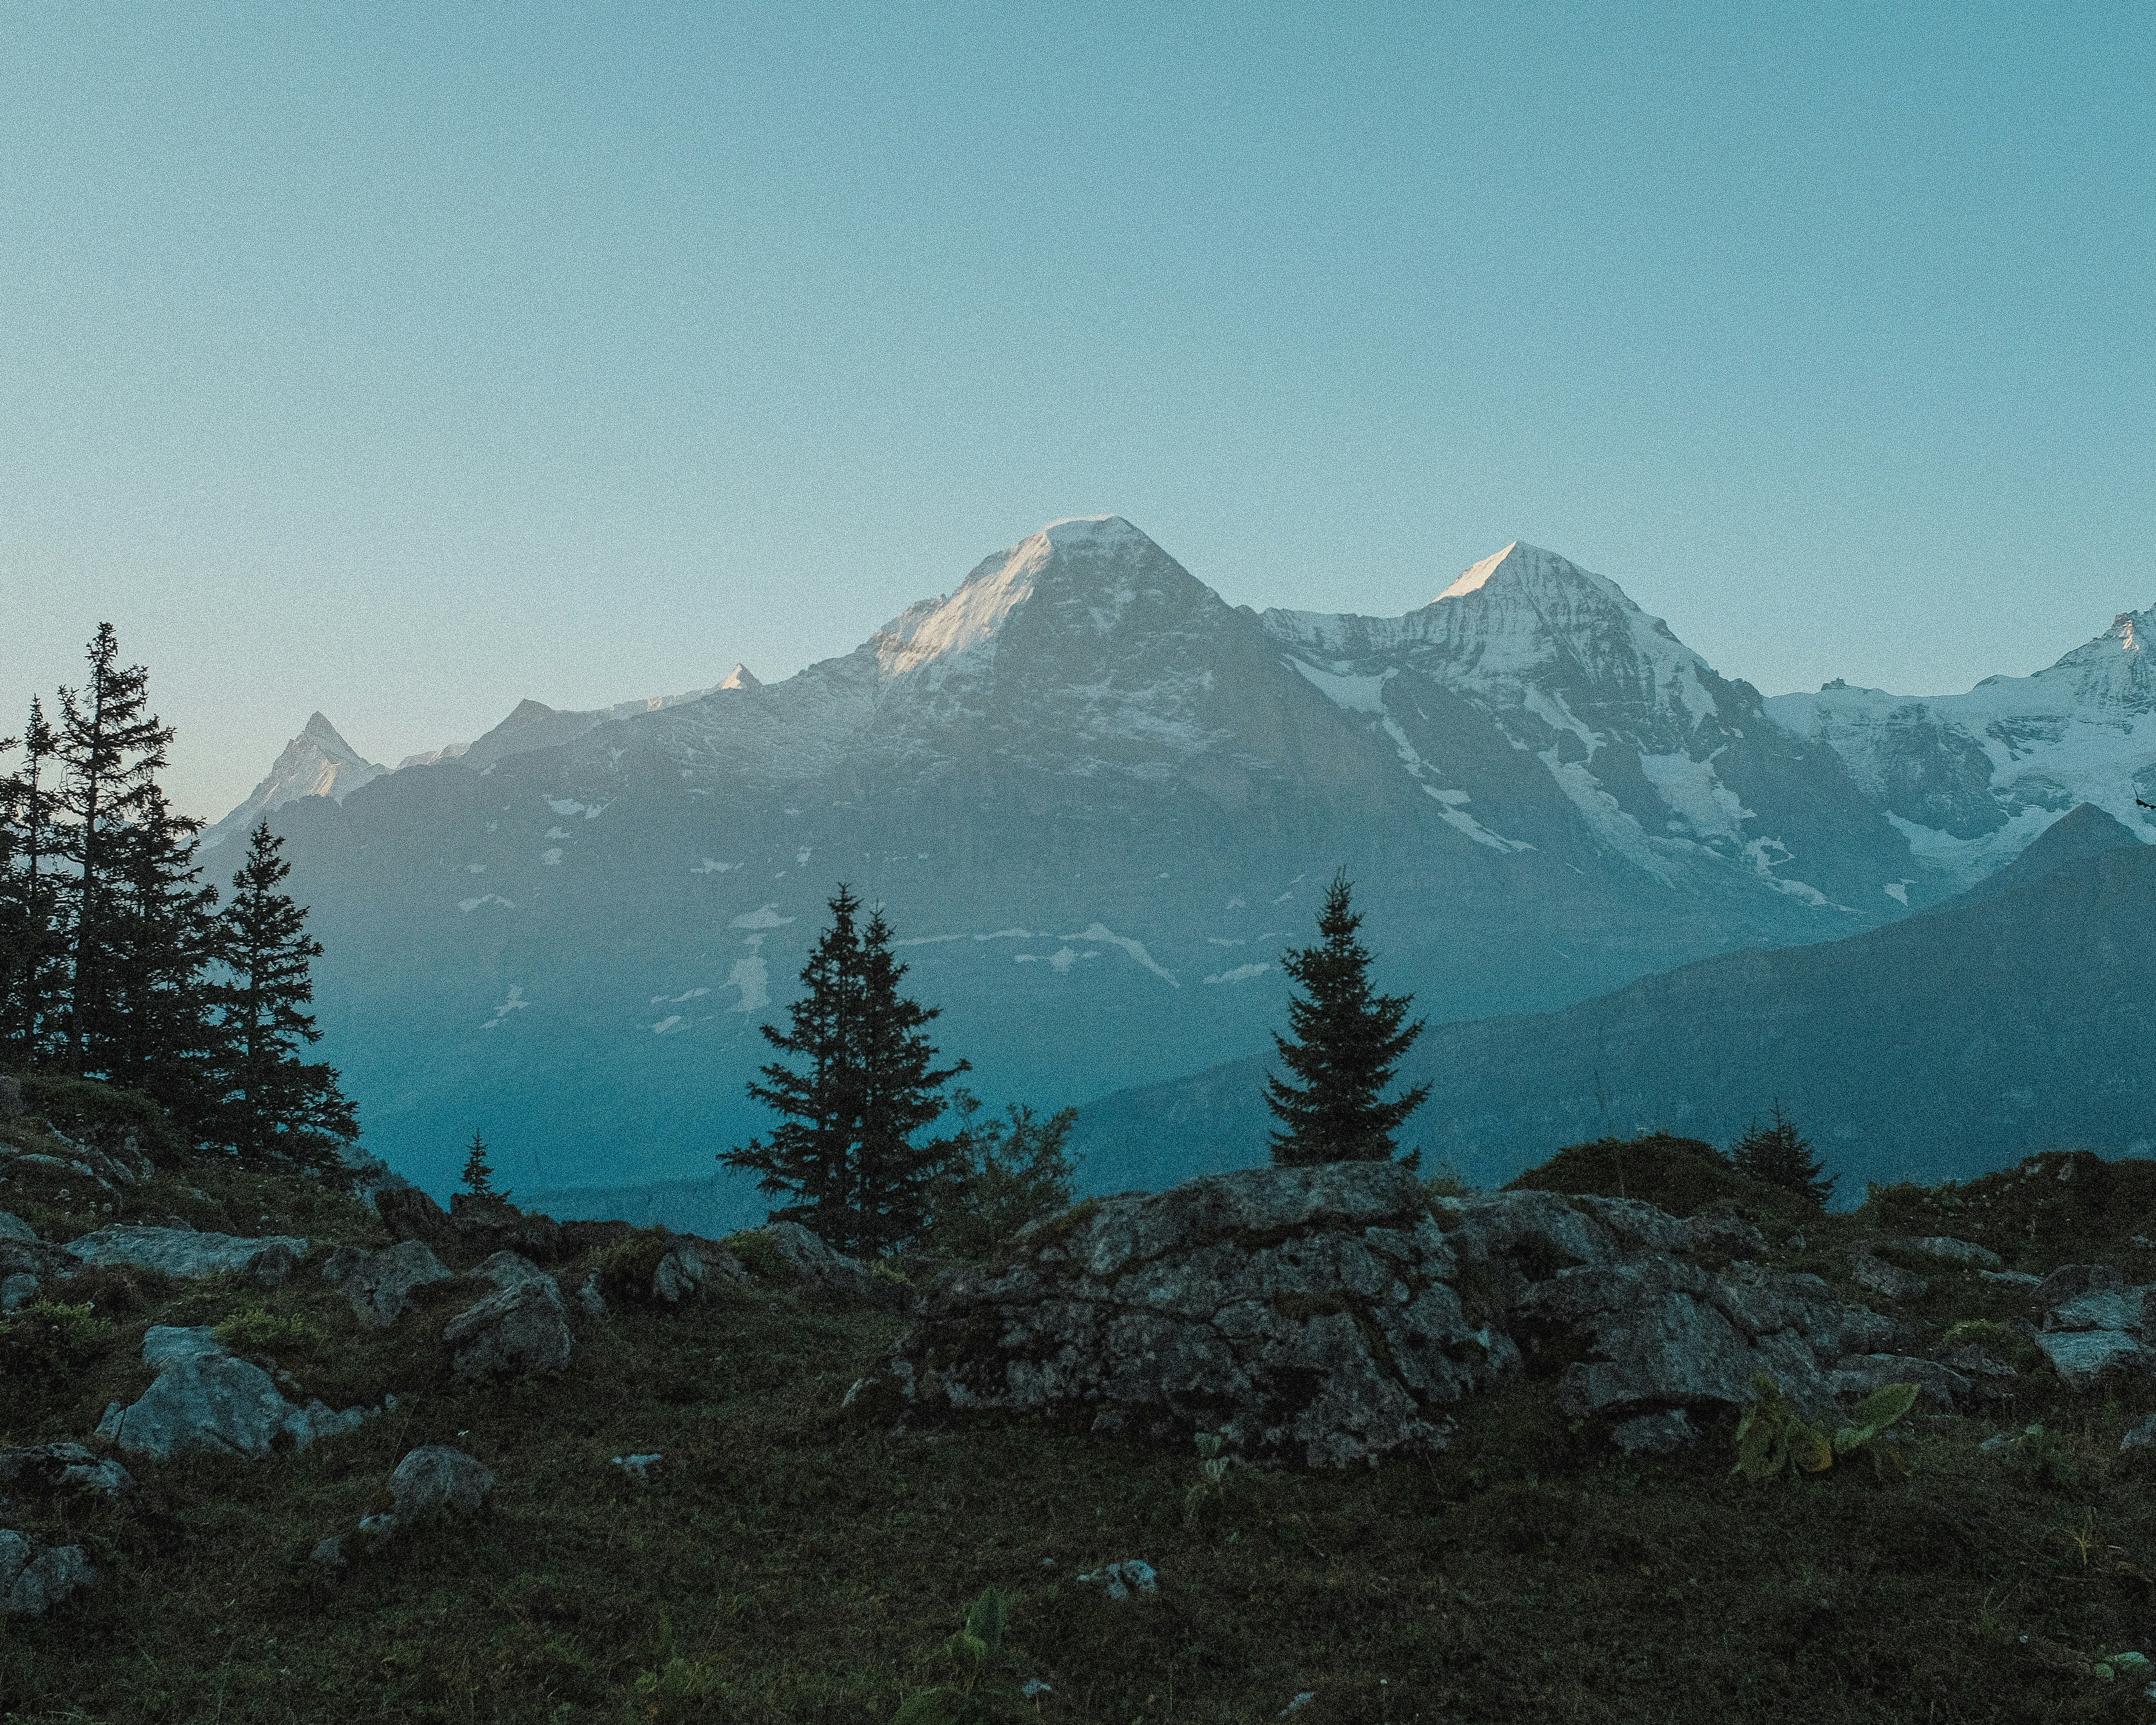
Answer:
[
  {"left": 722, "top": 887, "right": 967, "bottom": 1255},
  {"left": 54, "top": 625, "right": 174, "bottom": 1072},
  {"left": 1265, "top": 872, "right": 1430, "bottom": 1167},
  {"left": 0, "top": 699, "right": 68, "bottom": 1061},
  {"left": 212, "top": 821, "right": 357, "bottom": 1172}
]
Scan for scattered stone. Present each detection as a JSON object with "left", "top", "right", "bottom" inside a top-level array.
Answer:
[
  {"left": 442, "top": 1274, "right": 573, "bottom": 1377},
  {"left": 1, "top": 1273, "right": 39, "bottom": 1313},
  {"left": 0, "top": 1211, "right": 36, "bottom": 1244},
  {"left": 1979, "top": 1430, "right": 2016, "bottom": 1455},
  {"left": 1022, "top": 1679, "right": 1053, "bottom": 1699},
  {"left": 0, "top": 1442, "right": 133, "bottom": 1499},
  {"left": 2122, "top": 1413, "right": 2156, "bottom": 1453},
  {"left": 1280, "top": 1695, "right": 1316, "bottom": 1718},
  {"left": 61, "top": 1225, "right": 308, "bottom": 1281},
  {"left": 577, "top": 1273, "right": 606, "bottom": 1316},
  {"left": 2035, "top": 1263, "right": 2124, "bottom": 1310},
  {"left": 1981, "top": 1269, "right": 2043, "bottom": 1287},
  {"left": 612, "top": 1453, "right": 662, "bottom": 1482},
  {"left": 375, "top": 1186, "right": 457, "bottom": 1253},
  {"left": 1076, "top": 1558, "right": 1157, "bottom": 1600},
  {"left": 0, "top": 1530, "right": 96, "bottom": 1616},
  {"left": 652, "top": 1243, "right": 710, "bottom": 1304},
  {"left": 473, "top": 1250, "right": 552, "bottom": 1291},
  {"left": 1610, "top": 1408, "right": 1696, "bottom": 1455},
  {"left": 321, "top": 1240, "right": 458, "bottom": 1326},
  {"left": 248, "top": 1241, "right": 299, "bottom": 1287},
  {"left": 390, "top": 1446, "right": 495, "bottom": 1519},
  {"left": 1888, "top": 1236, "right": 2003, "bottom": 1268},
  {"left": 1849, "top": 1249, "right": 1928, "bottom": 1304},
  {"left": 310, "top": 1535, "right": 348, "bottom": 1571},
  {"left": 2032, "top": 1328, "right": 2148, "bottom": 1393},
  {"left": 1938, "top": 1344, "right": 2019, "bottom": 1381},
  {"left": 753, "top": 1222, "right": 886, "bottom": 1305},
  {"left": 1828, "top": 1353, "right": 1970, "bottom": 1410},
  {"left": 1785, "top": 1233, "right": 1806, "bottom": 1253},
  {"left": 2048, "top": 1287, "right": 2150, "bottom": 1334},
  {"left": 448, "top": 1193, "right": 563, "bottom": 1265},
  {"left": 93, "top": 1325, "right": 374, "bottom": 1462}
]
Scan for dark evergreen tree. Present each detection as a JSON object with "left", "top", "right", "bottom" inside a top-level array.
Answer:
[
  {"left": 54, "top": 625, "right": 174, "bottom": 1072},
  {"left": 1731, "top": 1102, "right": 1835, "bottom": 1208},
  {"left": 0, "top": 699, "right": 69, "bottom": 1062},
  {"left": 461, "top": 1130, "right": 495, "bottom": 1196},
  {"left": 722, "top": 887, "right": 968, "bottom": 1256},
  {"left": 849, "top": 908, "right": 969, "bottom": 1256},
  {"left": 1265, "top": 872, "right": 1430, "bottom": 1167},
  {"left": 95, "top": 786, "right": 226, "bottom": 1126},
  {"left": 210, "top": 822, "right": 357, "bottom": 1173}
]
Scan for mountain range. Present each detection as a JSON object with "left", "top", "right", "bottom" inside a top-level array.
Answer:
[{"left": 222, "top": 517, "right": 2156, "bottom": 1220}]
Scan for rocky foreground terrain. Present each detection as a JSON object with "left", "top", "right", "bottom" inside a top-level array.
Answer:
[{"left": 4, "top": 1076, "right": 2156, "bottom": 1722}]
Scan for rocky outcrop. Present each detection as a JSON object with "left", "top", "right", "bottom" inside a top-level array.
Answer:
[
  {"left": 754, "top": 1222, "right": 889, "bottom": 1305},
  {"left": 320, "top": 1239, "right": 458, "bottom": 1326},
  {"left": 852, "top": 1163, "right": 1516, "bottom": 1467},
  {"left": 0, "top": 1530, "right": 96, "bottom": 1616},
  {"left": 442, "top": 1273, "right": 573, "bottom": 1377},
  {"left": 94, "top": 1326, "right": 375, "bottom": 1462},
  {"left": 448, "top": 1193, "right": 563, "bottom": 1265},
  {"left": 854, "top": 1166, "right": 1916, "bottom": 1467},
  {"left": 0, "top": 1442, "right": 133, "bottom": 1500},
  {"left": 0, "top": 1220, "right": 75, "bottom": 1313},
  {"left": 1848, "top": 1247, "right": 1928, "bottom": 1304},
  {"left": 62, "top": 1225, "right": 308, "bottom": 1283},
  {"left": 375, "top": 1186, "right": 458, "bottom": 1254},
  {"left": 2035, "top": 1265, "right": 2152, "bottom": 1390}
]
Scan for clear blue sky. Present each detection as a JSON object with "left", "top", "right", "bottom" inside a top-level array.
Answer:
[{"left": 4, "top": 3, "right": 2152, "bottom": 820}]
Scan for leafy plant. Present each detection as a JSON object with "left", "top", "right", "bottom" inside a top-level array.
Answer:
[
  {"left": 2005, "top": 1424, "right": 2081, "bottom": 1491},
  {"left": 1733, "top": 1375, "right": 1918, "bottom": 1481},
  {"left": 892, "top": 1587, "right": 1026, "bottom": 1724},
  {"left": 0, "top": 1298, "right": 112, "bottom": 1380},
  {"left": 1184, "top": 1431, "right": 1234, "bottom": 1528},
  {"left": 214, "top": 1306, "right": 325, "bottom": 1360}
]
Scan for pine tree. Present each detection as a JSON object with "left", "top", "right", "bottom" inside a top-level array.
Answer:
[
  {"left": 54, "top": 625, "right": 175, "bottom": 1073},
  {"left": 0, "top": 699, "right": 69, "bottom": 1062},
  {"left": 722, "top": 887, "right": 968, "bottom": 1256},
  {"left": 96, "top": 786, "right": 226, "bottom": 1125},
  {"left": 211, "top": 822, "right": 357, "bottom": 1174},
  {"left": 849, "top": 908, "right": 969, "bottom": 1256},
  {"left": 1730, "top": 1102, "right": 1835, "bottom": 1208},
  {"left": 461, "top": 1130, "right": 495, "bottom": 1196},
  {"left": 1265, "top": 872, "right": 1430, "bottom": 1167}
]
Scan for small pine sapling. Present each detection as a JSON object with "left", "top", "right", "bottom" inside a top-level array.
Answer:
[
  {"left": 1730, "top": 1102, "right": 1835, "bottom": 1208},
  {"left": 461, "top": 1129, "right": 495, "bottom": 1198}
]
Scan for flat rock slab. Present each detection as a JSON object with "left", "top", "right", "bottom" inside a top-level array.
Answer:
[
  {"left": 95, "top": 1326, "right": 374, "bottom": 1462},
  {"left": 0, "top": 1442, "right": 133, "bottom": 1499},
  {"left": 391, "top": 1446, "right": 495, "bottom": 1518},
  {"left": 320, "top": 1239, "right": 457, "bottom": 1327},
  {"left": 2034, "top": 1327, "right": 2148, "bottom": 1392},
  {"left": 64, "top": 1226, "right": 308, "bottom": 1280},
  {"left": 443, "top": 1274, "right": 573, "bottom": 1377}
]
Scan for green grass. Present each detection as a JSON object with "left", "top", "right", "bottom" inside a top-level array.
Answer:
[{"left": 4, "top": 1093, "right": 2156, "bottom": 1721}]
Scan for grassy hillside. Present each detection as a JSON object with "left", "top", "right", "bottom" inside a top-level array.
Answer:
[{"left": 4, "top": 1083, "right": 2155, "bottom": 1723}]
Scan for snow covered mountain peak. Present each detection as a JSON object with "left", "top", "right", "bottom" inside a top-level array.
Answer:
[
  {"left": 718, "top": 664, "right": 761, "bottom": 691},
  {"left": 872, "top": 516, "right": 1203, "bottom": 683},
  {"left": 201, "top": 713, "right": 385, "bottom": 851}
]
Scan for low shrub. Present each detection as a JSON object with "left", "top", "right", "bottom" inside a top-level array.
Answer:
[
  {"left": 0, "top": 1298, "right": 113, "bottom": 1381},
  {"left": 592, "top": 1227, "right": 676, "bottom": 1302},
  {"left": 720, "top": 1229, "right": 796, "bottom": 1284},
  {"left": 1507, "top": 1132, "right": 1800, "bottom": 1226},
  {"left": 213, "top": 1307, "right": 326, "bottom": 1361}
]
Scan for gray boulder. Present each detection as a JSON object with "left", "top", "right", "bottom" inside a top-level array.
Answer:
[
  {"left": 443, "top": 1274, "right": 573, "bottom": 1377},
  {"left": 653, "top": 1242, "right": 720, "bottom": 1303},
  {"left": 2123, "top": 1412, "right": 2156, "bottom": 1454},
  {"left": 472, "top": 1251, "right": 552, "bottom": 1291},
  {"left": 1, "top": 1273, "right": 40, "bottom": 1313},
  {"left": 93, "top": 1326, "right": 374, "bottom": 1462},
  {"left": 0, "top": 1210, "right": 36, "bottom": 1244},
  {"left": 2033, "top": 1327, "right": 2149, "bottom": 1392},
  {"left": 390, "top": 1446, "right": 495, "bottom": 1518},
  {"left": 320, "top": 1239, "right": 457, "bottom": 1326},
  {"left": 1888, "top": 1236, "right": 2003, "bottom": 1268},
  {"left": 1849, "top": 1248, "right": 1928, "bottom": 1304},
  {"left": 62, "top": 1225, "right": 307, "bottom": 1281},
  {"left": 0, "top": 1530, "right": 96, "bottom": 1616},
  {"left": 1827, "top": 1353, "right": 1971, "bottom": 1409},
  {"left": 0, "top": 1442, "right": 133, "bottom": 1499},
  {"left": 853, "top": 1162, "right": 1514, "bottom": 1467},
  {"left": 753, "top": 1222, "right": 888, "bottom": 1305},
  {"left": 2030, "top": 1266, "right": 2154, "bottom": 1390}
]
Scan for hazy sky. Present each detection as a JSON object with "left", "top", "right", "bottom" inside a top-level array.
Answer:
[{"left": 5, "top": 3, "right": 2152, "bottom": 821}]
